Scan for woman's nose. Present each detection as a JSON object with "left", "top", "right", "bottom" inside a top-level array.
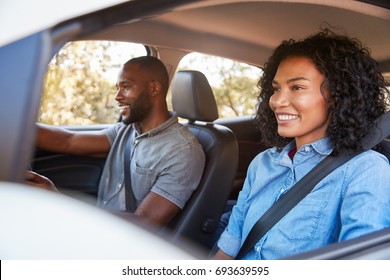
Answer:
[{"left": 270, "top": 90, "right": 289, "bottom": 109}]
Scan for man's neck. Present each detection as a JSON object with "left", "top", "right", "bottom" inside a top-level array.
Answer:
[{"left": 138, "top": 111, "right": 170, "bottom": 134}]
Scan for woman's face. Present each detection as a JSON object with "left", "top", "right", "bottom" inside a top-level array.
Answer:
[{"left": 269, "top": 56, "right": 330, "bottom": 150}]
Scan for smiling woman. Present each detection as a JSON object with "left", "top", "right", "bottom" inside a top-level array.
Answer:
[
  {"left": 214, "top": 28, "right": 390, "bottom": 260},
  {"left": 270, "top": 57, "right": 330, "bottom": 151}
]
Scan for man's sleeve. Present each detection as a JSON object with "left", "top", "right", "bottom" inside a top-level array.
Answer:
[{"left": 151, "top": 143, "right": 205, "bottom": 209}]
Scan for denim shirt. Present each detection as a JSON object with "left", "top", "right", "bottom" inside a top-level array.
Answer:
[{"left": 217, "top": 138, "right": 390, "bottom": 260}]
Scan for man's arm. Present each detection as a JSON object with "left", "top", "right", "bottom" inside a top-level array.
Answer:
[
  {"left": 26, "top": 169, "right": 180, "bottom": 227},
  {"left": 134, "top": 192, "right": 181, "bottom": 228},
  {"left": 36, "top": 123, "right": 111, "bottom": 157}
]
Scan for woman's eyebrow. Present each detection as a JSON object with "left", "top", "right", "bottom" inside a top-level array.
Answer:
[
  {"left": 272, "top": 77, "right": 310, "bottom": 85},
  {"left": 287, "top": 77, "right": 310, "bottom": 83}
]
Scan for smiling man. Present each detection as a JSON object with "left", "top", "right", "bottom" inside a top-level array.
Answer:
[{"left": 28, "top": 56, "right": 205, "bottom": 228}]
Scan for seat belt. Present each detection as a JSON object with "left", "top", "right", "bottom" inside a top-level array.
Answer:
[
  {"left": 235, "top": 151, "right": 359, "bottom": 259},
  {"left": 124, "top": 126, "right": 136, "bottom": 212},
  {"left": 236, "top": 111, "right": 390, "bottom": 260}
]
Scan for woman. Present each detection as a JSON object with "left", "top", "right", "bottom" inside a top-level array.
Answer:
[{"left": 214, "top": 29, "right": 390, "bottom": 260}]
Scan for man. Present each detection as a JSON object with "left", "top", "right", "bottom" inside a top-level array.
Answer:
[{"left": 27, "top": 56, "right": 205, "bottom": 228}]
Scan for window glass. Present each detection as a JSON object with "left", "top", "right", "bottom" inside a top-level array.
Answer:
[
  {"left": 40, "top": 41, "right": 146, "bottom": 125},
  {"left": 177, "top": 52, "right": 262, "bottom": 118}
]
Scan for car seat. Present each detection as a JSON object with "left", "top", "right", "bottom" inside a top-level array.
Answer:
[
  {"left": 374, "top": 138, "right": 390, "bottom": 161},
  {"left": 165, "top": 70, "right": 239, "bottom": 250}
]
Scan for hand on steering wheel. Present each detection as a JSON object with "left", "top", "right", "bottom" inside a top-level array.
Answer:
[{"left": 25, "top": 170, "right": 59, "bottom": 192}]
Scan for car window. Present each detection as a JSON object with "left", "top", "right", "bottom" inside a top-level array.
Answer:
[
  {"left": 40, "top": 41, "right": 147, "bottom": 125},
  {"left": 176, "top": 52, "right": 262, "bottom": 118}
]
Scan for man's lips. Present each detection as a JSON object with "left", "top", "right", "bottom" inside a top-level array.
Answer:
[{"left": 119, "top": 104, "right": 130, "bottom": 114}]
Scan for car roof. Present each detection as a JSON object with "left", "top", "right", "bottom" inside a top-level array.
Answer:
[
  {"left": 82, "top": 0, "right": 390, "bottom": 72},
  {"left": 2, "top": 1, "right": 389, "bottom": 72}
]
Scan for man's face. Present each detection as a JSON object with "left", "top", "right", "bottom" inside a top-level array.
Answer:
[{"left": 115, "top": 63, "right": 153, "bottom": 125}]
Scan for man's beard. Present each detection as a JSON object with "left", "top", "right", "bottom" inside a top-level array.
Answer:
[{"left": 122, "top": 90, "right": 153, "bottom": 125}]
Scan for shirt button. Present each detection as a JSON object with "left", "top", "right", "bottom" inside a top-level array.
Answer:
[
  {"left": 304, "top": 146, "right": 311, "bottom": 152},
  {"left": 280, "top": 188, "right": 285, "bottom": 193},
  {"left": 103, "top": 200, "right": 108, "bottom": 204}
]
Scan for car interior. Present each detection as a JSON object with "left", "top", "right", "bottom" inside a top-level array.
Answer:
[{"left": 1, "top": 0, "right": 389, "bottom": 259}]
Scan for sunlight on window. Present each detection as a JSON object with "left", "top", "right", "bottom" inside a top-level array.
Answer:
[
  {"left": 41, "top": 41, "right": 146, "bottom": 125},
  {"left": 177, "top": 52, "right": 262, "bottom": 118}
]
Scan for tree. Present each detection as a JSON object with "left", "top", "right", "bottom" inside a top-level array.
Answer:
[
  {"left": 41, "top": 44, "right": 260, "bottom": 125},
  {"left": 212, "top": 61, "right": 259, "bottom": 117},
  {"left": 40, "top": 41, "right": 142, "bottom": 125},
  {"left": 177, "top": 54, "right": 261, "bottom": 118}
]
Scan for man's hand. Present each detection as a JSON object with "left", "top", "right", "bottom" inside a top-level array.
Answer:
[{"left": 25, "top": 171, "right": 59, "bottom": 192}]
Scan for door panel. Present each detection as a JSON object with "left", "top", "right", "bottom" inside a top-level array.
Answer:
[{"left": 30, "top": 125, "right": 110, "bottom": 203}]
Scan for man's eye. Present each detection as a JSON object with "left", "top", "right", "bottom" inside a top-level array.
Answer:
[{"left": 123, "top": 84, "right": 133, "bottom": 90}]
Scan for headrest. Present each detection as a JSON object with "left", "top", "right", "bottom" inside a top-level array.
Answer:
[{"left": 171, "top": 70, "right": 219, "bottom": 122}]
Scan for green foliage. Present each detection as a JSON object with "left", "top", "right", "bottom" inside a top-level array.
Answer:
[
  {"left": 40, "top": 41, "right": 142, "bottom": 125},
  {"left": 212, "top": 61, "right": 259, "bottom": 117},
  {"left": 41, "top": 42, "right": 260, "bottom": 125},
  {"left": 177, "top": 53, "right": 261, "bottom": 118}
]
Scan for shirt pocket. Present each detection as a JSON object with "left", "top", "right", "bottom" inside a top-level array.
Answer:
[
  {"left": 131, "top": 162, "right": 153, "bottom": 203},
  {"left": 277, "top": 198, "right": 328, "bottom": 241}
]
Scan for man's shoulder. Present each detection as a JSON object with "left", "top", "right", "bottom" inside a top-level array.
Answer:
[
  {"left": 104, "top": 122, "right": 133, "bottom": 143},
  {"left": 170, "top": 123, "right": 202, "bottom": 145}
]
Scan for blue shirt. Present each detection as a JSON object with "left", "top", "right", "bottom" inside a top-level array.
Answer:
[{"left": 217, "top": 138, "right": 390, "bottom": 259}]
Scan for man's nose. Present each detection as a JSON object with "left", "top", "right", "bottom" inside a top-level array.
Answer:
[{"left": 115, "top": 88, "right": 122, "bottom": 101}]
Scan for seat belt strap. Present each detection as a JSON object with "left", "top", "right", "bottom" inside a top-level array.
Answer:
[
  {"left": 235, "top": 152, "right": 359, "bottom": 259},
  {"left": 124, "top": 126, "right": 136, "bottom": 212}
]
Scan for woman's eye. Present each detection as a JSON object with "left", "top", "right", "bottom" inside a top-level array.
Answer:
[
  {"left": 272, "top": 87, "right": 280, "bottom": 92},
  {"left": 292, "top": 85, "right": 303, "bottom": 91}
]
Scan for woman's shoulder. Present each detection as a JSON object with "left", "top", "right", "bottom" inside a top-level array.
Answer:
[
  {"left": 344, "top": 149, "right": 390, "bottom": 179},
  {"left": 352, "top": 149, "right": 389, "bottom": 165}
]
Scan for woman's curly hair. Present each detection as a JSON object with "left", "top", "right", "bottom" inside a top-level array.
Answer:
[{"left": 256, "top": 28, "right": 389, "bottom": 155}]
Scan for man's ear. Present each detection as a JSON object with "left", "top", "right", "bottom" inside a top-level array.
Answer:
[{"left": 150, "top": 80, "right": 161, "bottom": 96}]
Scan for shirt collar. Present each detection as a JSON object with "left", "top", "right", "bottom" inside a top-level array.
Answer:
[
  {"left": 134, "top": 111, "right": 178, "bottom": 138},
  {"left": 271, "top": 137, "right": 333, "bottom": 158}
]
